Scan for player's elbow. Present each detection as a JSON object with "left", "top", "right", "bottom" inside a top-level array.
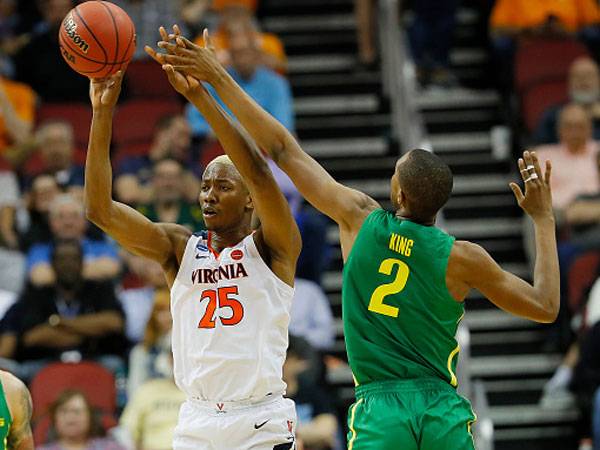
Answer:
[
  {"left": 535, "top": 297, "right": 560, "bottom": 323},
  {"left": 85, "top": 205, "right": 108, "bottom": 227}
]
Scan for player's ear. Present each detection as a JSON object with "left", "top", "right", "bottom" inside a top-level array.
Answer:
[
  {"left": 397, "top": 188, "right": 405, "bottom": 209},
  {"left": 245, "top": 193, "right": 254, "bottom": 212}
]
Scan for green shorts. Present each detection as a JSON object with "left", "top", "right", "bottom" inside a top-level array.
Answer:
[{"left": 346, "top": 378, "right": 476, "bottom": 450}]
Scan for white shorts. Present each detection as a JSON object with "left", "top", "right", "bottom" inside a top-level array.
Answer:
[{"left": 173, "top": 396, "right": 297, "bottom": 450}]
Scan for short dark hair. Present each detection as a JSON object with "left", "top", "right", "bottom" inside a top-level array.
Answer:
[{"left": 397, "top": 149, "right": 453, "bottom": 220}]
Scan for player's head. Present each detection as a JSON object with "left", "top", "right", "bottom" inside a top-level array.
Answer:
[
  {"left": 199, "top": 155, "right": 253, "bottom": 232},
  {"left": 391, "top": 149, "right": 453, "bottom": 224},
  {"left": 51, "top": 239, "right": 83, "bottom": 289}
]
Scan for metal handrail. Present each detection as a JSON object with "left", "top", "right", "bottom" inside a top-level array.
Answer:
[{"left": 378, "top": 0, "right": 428, "bottom": 153}]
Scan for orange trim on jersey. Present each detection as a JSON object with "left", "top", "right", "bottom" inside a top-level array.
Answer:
[{"left": 207, "top": 231, "right": 221, "bottom": 258}]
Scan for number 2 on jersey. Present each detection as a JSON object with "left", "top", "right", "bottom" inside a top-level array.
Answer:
[
  {"left": 368, "top": 258, "right": 410, "bottom": 318},
  {"left": 198, "top": 286, "right": 244, "bottom": 328}
]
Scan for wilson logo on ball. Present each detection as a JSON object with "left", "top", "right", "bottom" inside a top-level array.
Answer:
[{"left": 63, "top": 13, "right": 90, "bottom": 54}]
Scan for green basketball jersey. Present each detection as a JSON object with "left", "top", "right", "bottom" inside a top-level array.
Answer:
[
  {"left": 343, "top": 209, "right": 464, "bottom": 387},
  {"left": 0, "top": 379, "right": 12, "bottom": 449}
]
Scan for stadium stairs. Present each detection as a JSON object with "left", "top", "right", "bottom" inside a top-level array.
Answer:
[{"left": 260, "top": 1, "right": 576, "bottom": 448}]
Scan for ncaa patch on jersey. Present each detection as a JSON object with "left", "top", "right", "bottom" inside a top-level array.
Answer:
[{"left": 231, "top": 249, "right": 244, "bottom": 261}]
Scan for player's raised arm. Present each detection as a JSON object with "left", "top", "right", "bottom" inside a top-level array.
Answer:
[
  {"left": 154, "top": 28, "right": 379, "bottom": 232},
  {"left": 84, "top": 72, "right": 190, "bottom": 276},
  {"left": 146, "top": 34, "right": 300, "bottom": 285},
  {"left": 450, "top": 151, "right": 559, "bottom": 323}
]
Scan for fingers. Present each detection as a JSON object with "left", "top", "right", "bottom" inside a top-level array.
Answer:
[
  {"left": 144, "top": 45, "right": 165, "bottom": 64},
  {"left": 509, "top": 182, "right": 525, "bottom": 204},
  {"left": 530, "top": 151, "right": 543, "bottom": 181},
  {"left": 519, "top": 151, "right": 540, "bottom": 187},
  {"left": 544, "top": 159, "right": 552, "bottom": 185},
  {"left": 203, "top": 28, "right": 214, "bottom": 51},
  {"left": 186, "top": 75, "right": 200, "bottom": 90},
  {"left": 159, "top": 26, "right": 169, "bottom": 42},
  {"left": 160, "top": 53, "right": 194, "bottom": 65}
]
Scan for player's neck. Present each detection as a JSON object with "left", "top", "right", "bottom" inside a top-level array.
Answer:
[
  {"left": 395, "top": 210, "right": 435, "bottom": 227},
  {"left": 209, "top": 226, "right": 252, "bottom": 253}
]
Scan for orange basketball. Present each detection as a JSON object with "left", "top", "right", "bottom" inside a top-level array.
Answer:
[{"left": 59, "top": 1, "right": 136, "bottom": 79}]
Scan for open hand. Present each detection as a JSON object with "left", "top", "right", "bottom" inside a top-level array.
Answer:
[
  {"left": 89, "top": 71, "right": 124, "bottom": 110},
  {"left": 509, "top": 151, "right": 554, "bottom": 222},
  {"left": 146, "top": 26, "right": 223, "bottom": 84}
]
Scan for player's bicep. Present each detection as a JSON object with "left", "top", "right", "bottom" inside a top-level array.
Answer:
[
  {"left": 7, "top": 381, "right": 33, "bottom": 450},
  {"left": 91, "top": 201, "right": 178, "bottom": 265},
  {"left": 464, "top": 243, "right": 548, "bottom": 322},
  {"left": 276, "top": 136, "right": 379, "bottom": 228}
]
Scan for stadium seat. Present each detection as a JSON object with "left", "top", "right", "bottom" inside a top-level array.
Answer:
[
  {"left": 568, "top": 251, "right": 600, "bottom": 315},
  {"left": 515, "top": 37, "right": 589, "bottom": 94},
  {"left": 521, "top": 79, "right": 568, "bottom": 132},
  {"left": 30, "top": 361, "right": 117, "bottom": 445},
  {"left": 36, "top": 103, "right": 93, "bottom": 148},
  {"left": 125, "top": 59, "right": 180, "bottom": 99},
  {"left": 112, "top": 99, "right": 182, "bottom": 147}
]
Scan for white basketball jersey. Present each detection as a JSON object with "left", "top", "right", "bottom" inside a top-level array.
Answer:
[{"left": 171, "top": 230, "right": 293, "bottom": 402}]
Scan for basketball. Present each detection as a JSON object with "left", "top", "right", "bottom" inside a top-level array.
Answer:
[{"left": 58, "top": 1, "right": 136, "bottom": 79}]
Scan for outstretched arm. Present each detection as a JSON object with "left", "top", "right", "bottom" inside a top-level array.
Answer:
[
  {"left": 146, "top": 33, "right": 301, "bottom": 285},
  {"left": 2, "top": 372, "right": 33, "bottom": 450},
  {"left": 450, "top": 151, "right": 559, "bottom": 323},
  {"left": 84, "top": 72, "right": 189, "bottom": 279},
  {"left": 153, "top": 29, "right": 379, "bottom": 232}
]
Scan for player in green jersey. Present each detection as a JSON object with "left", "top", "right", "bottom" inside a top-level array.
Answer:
[
  {"left": 0, "top": 370, "right": 33, "bottom": 449},
  {"left": 156, "top": 27, "right": 560, "bottom": 450}
]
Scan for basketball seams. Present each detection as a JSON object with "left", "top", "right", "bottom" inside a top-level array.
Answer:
[
  {"left": 59, "top": 31, "right": 124, "bottom": 76},
  {"left": 99, "top": 1, "right": 119, "bottom": 65},
  {"left": 74, "top": 4, "right": 109, "bottom": 73}
]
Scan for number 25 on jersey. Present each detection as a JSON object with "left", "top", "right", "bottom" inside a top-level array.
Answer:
[
  {"left": 198, "top": 286, "right": 244, "bottom": 328},
  {"left": 368, "top": 258, "right": 410, "bottom": 318}
]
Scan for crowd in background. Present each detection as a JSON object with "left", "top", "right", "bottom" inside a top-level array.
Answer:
[{"left": 0, "top": 0, "right": 342, "bottom": 449}]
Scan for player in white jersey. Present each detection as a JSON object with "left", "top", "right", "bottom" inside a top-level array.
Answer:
[{"left": 84, "top": 34, "right": 302, "bottom": 449}]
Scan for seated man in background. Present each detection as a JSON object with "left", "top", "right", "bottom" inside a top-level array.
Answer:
[
  {"left": 534, "top": 57, "right": 600, "bottom": 144},
  {"left": 119, "top": 349, "right": 185, "bottom": 450},
  {"left": 114, "top": 113, "right": 201, "bottom": 205},
  {"left": 196, "top": 5, "right": 287, "bottom": 74},
  {"left": 186, "top": 18, "right": 294, "bottom": 144},
  {"left": 16, "top": 239, "right": 126, "bottom": 381},
  {"left": 284, "top": 335, "right": 339, "bottom": 450},
  {"left": 26, "top": 194, "right": 121, "bottom": 286},
  {"left": 136, "top": 158, "right": 205, "bottom": 232},
  {"left": 23, "top": 120, "right": 85, "bottom": 194}
]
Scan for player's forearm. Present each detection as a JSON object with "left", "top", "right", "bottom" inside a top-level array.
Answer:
[
  {"left": 532, "top": 217, "right": 560, "bottom": 321},
  {"left": 209, "top": 69, "right": 290, "bottom": 161},
  {"left": 85, "top": 109, "right": 115, "bottom": 224},
  {"left": 188, "top": 87, "right": 270, "bottom": 182}
]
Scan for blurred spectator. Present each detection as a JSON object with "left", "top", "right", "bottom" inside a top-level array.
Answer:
[
  {"left": 111, "top": 0, "right": 187, "bottom": 60},
  {"left": 38, "top": 389, "right": 125, "bottom": 450},
  {"left": 290, "top": 279, "right": 335, "bottom": 352},
  {"left": 26, "top": 194, "right": 120, "bottom": 286},
  {"left": 284, "top": 335, "right": 338, "bottom": 450},
  {"left": 136, "top": 159, "right": 205, "bottom": 232},
  {"left": 211, "top": 0, "right": 258, "bottom": 12},
  {"left": 119, "top": 351, "right": 184, "bottom": 450},
  {"left": 17, "top": 239, "right": 126, "bottom": 380},
  {"left": 490, "top": 0, "right": 600, "bottom": 92},
  {"left": 24, "top": 120, "right": 85, "bottom": 194},
  {"left": 534, "top": 104, "right": 599, "bottom": 217},
  {"left": 355, "top": 0, "right": 377, "bottom": 68},
  {"left": 535, "top": 57, "right": 600, "bottom": 144},
  {"left": 268, "top": 160, "right": 330, "bottom": 285},
  {"left": 195, "top": 6, "right": 287, "bottom": 74},
  {"left": 409, "top": 0, "right": 460, "bottom": 88},
  {"left": 17, "top": 173, "right": 59, "bottom": 252},
  {"left": 114, "top": 114, "right": 200, "bottom": 205},
  {"left": 118, "top": 255, "right": 166, "bottom": 344},
  {"left": 126, "top": 290, "right": 171, "bottom": 397},
  {"left": 186, "top": 23, "right": 294, "bottom": 139},
  {"left": 13, "top": 0, "right": 89, "bottom": 102},
  {"left": 0, "top": 74, "right": 36, "bottom": 164},
  {"left": 0, "top": 165, "right": 24, "bottom": 292}
]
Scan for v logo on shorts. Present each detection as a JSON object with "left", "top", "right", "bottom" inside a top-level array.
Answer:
[{"left": 254, "top": 419, "right": 270, "bottom": 429}]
